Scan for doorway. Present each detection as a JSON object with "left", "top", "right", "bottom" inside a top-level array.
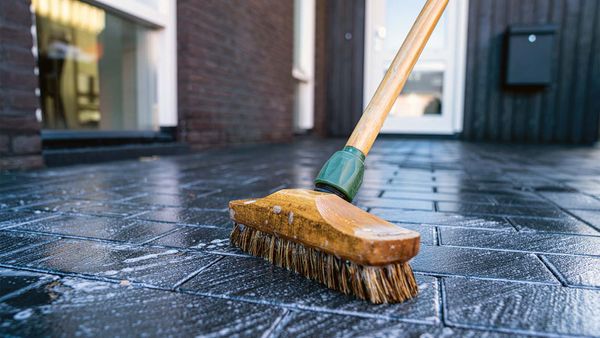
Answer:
[{"left": 364, "top": 0, "right": 469, "bottom": 134}]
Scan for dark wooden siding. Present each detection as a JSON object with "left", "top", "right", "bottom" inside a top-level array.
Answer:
[
  {"left": 463, "top": 0, "right": 600, "bottom": 144},
  {"left": 320, "top": 0, "right": 365, "bottom": 137}
]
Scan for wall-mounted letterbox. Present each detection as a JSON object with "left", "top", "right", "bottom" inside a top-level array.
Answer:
[{"left": 505, "top": 25, "right": 557, "bottom": 87}]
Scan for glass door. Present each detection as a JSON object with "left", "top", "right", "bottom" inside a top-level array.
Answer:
[
  {"left": 364, "top": 0, "right": 469, "bottom": 134},
  {"left": 31, "top": 0, "right": 177, "bottom": 134}
]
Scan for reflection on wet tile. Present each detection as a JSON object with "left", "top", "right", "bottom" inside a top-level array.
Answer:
[
  {"left": 382, "top": 191, "right": 494, "bottom": 204},
  {"left": 412, "top": 245, "right": 558, "bottom": 283},
  {"left": 439, "top": 227, "right": 600, "bottom": 256},
  {"left": 27, "top": 200, "right": 145, "bottom": 218},
  {"left": 0, "top": 270, "right": 283, "bottom": 337},
  {"left": 570, "top": 210, "right": 600, "bottom": 230},
  {"left": 2, "top": 239, "right": 219, "bottom": 288},
  {"left": 371, "top": 209, "right": 513, "bottom": 230},
  {"left": 17, "top": 215, "right": 177, "bottom": 243},
  {"left": 540, "top": 192, "right": 600, "bottom": 210},
  {"left": 542, "top": 255, "right": 600, "bottom": 288},
  {"left": 136, "top": 208, "right": 230, "bottom": 226},
  {"left": 436, "top": 202, "right": 566, "bottom": 218},
  {"left": 355, "top": 198, "right": 434, "bottom": 211},
  {"left": 509, "top": 216, "right": 599, "bottom": 235},
  {"left": 444, "top": 277, "right": 600, "bottom": 337}
]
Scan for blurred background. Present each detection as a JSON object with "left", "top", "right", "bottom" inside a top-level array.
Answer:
[{"left": 0, "top": 0, "right": 598, "bottom": 169}]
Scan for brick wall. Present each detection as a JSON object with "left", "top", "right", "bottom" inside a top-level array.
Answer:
[
  {"left": 0, "top": 0, "right": 43, "bottom": 170},
  {"left": 177, "top": 0, "right": 295, "bottom": 149}
]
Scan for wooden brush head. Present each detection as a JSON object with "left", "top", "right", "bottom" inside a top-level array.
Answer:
[{"left": 229, "top": 189, "right": 420, "bottom": 266}]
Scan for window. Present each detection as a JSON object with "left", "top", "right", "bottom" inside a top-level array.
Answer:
[{"left": 31, "top": 0, "right": 176, "bottom": 133}]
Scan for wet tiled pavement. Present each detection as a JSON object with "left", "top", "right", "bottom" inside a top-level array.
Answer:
[{"left": 1, "top": 138, "right": 599, "bottom": 337}]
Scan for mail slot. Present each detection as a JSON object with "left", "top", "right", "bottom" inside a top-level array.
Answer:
[{"left": 505, "top": 25, "right": 557, "bottom": 86}]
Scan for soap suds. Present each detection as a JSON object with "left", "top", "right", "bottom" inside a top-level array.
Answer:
[{"left": 123, "top": 249, "right": 178, "bottom": 263}]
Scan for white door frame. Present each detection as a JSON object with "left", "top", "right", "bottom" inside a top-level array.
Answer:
[
  {"left": 292, "top": 0, "right": 316, "bottom": 132},
  {"left": 363, "top": 0, "right": 469, "bottom": 134}
]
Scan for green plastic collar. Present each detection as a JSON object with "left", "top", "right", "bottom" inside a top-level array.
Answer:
[{"left": 314, "top": 146, "right": 365, "bottom": 202}]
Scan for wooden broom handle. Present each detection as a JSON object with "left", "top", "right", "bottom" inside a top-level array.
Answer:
[{"left": 346, "top": 0, "right": 449, "bottom": 156}]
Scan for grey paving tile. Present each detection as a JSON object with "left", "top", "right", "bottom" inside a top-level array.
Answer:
[
  {"left": 570, "top": 209, "right": 600, "bottom": 230},
  {"left": 79, "top": 190, "right": 147, "bottom": 202},
  {"left": 124, "top": 192, "right": 223, "bottom": 208},
  {"left": 381, "top": 191, "right": 494, "bottom": 204},
  {"left": 378, "top": 185, "right": 435, "bottom": 193},
  {"left": 0, "top": 195, "right": 60, "bottom": 210},
  {"left": 136, "top": 207, "right": 231, "bottom": 226},
  {"left": 16, "top": 215, "right": 177, "bottom": 243},
  {"left": 355, "top": 198, "right": 435, "bottom": 211},
  {"left": 370, "top": 209, "right": 514, "bottom": 230},
  {"left": 0, "top": 270, "right": 283, "bottom": 337},
  {"left": 181, "top": 255, "right": 440, "bottom": 323},
  {"left": 540, "top": 192, "right": 600, "bottom": 210},
  {"left": 398, "top": 224, "right": 435, "bottom": 245},
  {"left": 411, "top": 245, "right": 558, "bottom": 283},
  {"left": 0, "top": 210, "right": 56, "bottom": 228},
  {"left": 2, "top": 139, "right": 600, "bottom": 336},
  {"left": 0, "top": 239, "right": 219, "bottom": 288},
  {"left": 542, "top": 255, "right": 600, "bottom": 288},
  {"left": 27, "top": 200, "right": 145, "bottom": 218},
  {"left": 444, "top": 277, "right": 600, "bottom": 336},
  {"left": 490, "top": 196, "right": 553, "bottom": 208},
  {"left": 0, "top": 268, "right": 56, "bottom": 299},
  {"left": 0, "top": 232, "right": 55, "bottom": 258},
  {"left": 272, "top": 311, "right": 514, "bottom": 338},
  {"left": 437, "top": 202, "right": 567, "bottom": 218},
  {"left": 439, "top": 227, "right": 600, "bottom": 256},
  {"left": 353, "top": 188, "right": 382, "bottom": 199},
  {"left": 149, "top": 225, "right": 232, "bottom": 251},
  {"left": 509, "top": 215, "right": 600, "bottom": 235}
]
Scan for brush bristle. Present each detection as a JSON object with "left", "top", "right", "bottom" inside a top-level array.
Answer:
[{"left": 230, "top": 223, "right": 418, "bottom": 304}]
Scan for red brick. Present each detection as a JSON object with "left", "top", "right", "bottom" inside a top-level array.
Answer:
[
  {"left": 1, "top": 47, "right": 35, "bottom": 68},
  {"left": 11, "top": 134, "right": 41, "bottom": 154},
  {"left": 177, "top": 0, "right": 294, "bottom": 148},
  {"left": 0, "top": 134, "right": 9, "bottom": 154},
  {"left": 0, "top": 155, "right": 43, "bottom": 170},
  {"left": 0, "top": 0, "right": 41, "bottom": 170},
  {"left": 7, "top": 90, "right": 38, "bottom": 111},
  {"left": 0, "top": 1, "right": 33, "bottom": 27},
  {"left": 0, "top": 116, "right": 40, "bottom": 132}
]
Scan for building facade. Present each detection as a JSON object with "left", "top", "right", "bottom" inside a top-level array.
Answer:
[{"left": 0, "top": 0, "right": 599, "bottom": 170}]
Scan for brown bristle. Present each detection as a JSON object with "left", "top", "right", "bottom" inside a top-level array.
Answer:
[{"left": 230, "top": 223, "right": 418, "bottom": 304}]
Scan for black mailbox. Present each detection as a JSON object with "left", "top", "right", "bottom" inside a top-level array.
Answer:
[{"left": 505, "top": 25, "right": 557, "bottom": 87}]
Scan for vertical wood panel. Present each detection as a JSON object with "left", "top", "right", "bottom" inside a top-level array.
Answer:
[
  {"left": 541, "top": 0, "right": 564, "bottom": 142},
  {"left": 555, "top": 0, "right": 579, "bottom": 142},
  {"left": 325, "top": 0, "right": 365, "bottom": 137},
  {"left": 486, "top": 0, "right": 507, "bottom": 141},
  {"left": 474, "top": 0, "right": 493, "bottom": 140},
  {"left": 529, "top": 0, "right": 550, "bottom": 142},
  {"left": 569, "top": 0, "right": 596, "bottom": 143},
  {"left": 582, "top": 0, "right": 600, "bottom": 143},
  {"left": 462, "top": 0, "right": 480, "bottom": 140},
  {"left": 463, "top": 0, "right": 600, "bottom": 144}
]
